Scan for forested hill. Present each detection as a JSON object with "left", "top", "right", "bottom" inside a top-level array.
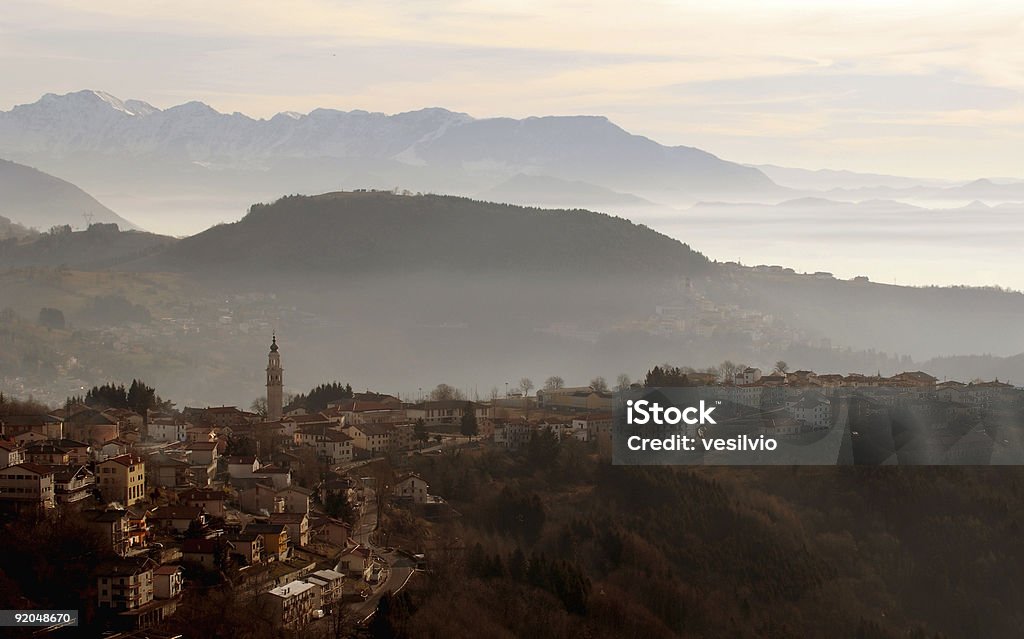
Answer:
[
  {"left": 0, "top": 223, "right": 175, "bottom": 270},
  {"left": 141, "top": 191, "right": 713, "bottom": 277}
]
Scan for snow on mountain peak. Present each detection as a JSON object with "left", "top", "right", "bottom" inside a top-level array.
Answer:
[{"left": 89, "top": 90, "right": 132, "bottom": 113}]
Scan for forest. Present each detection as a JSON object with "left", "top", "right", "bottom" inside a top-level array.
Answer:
[{"left": 373, "top": 439, "right": 1024, "bottom": 638}]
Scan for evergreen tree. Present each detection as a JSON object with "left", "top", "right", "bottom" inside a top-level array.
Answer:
[{"left": 460, "top": 408, "right": 478, "bottom": 439}]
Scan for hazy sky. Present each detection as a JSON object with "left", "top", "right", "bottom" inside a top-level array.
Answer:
[{"left": 3, "top": 0, "right": 1023, "bottom": 178}]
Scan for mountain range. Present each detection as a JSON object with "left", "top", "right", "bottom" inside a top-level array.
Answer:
[
  {"left": 0, "top": 90, "right": 779, "bottom": 234},
  {"left": 7, "top": 90, "right": 1024, "bottom": 237}
]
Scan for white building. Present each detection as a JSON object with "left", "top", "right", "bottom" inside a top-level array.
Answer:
[{"left": 262, "top": 580, "right": 318, "bottom": 629}]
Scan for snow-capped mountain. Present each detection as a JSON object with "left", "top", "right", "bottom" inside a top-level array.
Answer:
[
  {"left": 0, "top": 90, "right": 795, "bottom": 233},
  {"left": 0, "top": 91, "right": 470, "bottom": 162},
  {"left": 0, "top": 90, "right": 777, "bottom": 193}
]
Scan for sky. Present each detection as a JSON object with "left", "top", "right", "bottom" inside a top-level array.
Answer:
[{"left": 2, "top": 0, "right": 1024, "bottom": 179}]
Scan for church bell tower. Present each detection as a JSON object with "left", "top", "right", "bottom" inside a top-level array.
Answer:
[{"left": 266, "top": 333, "right": 283, "bottom": 421}]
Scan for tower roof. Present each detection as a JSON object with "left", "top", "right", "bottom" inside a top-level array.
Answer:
[{"left": 270, "top": 333, "right": 279, "bottom": 353}]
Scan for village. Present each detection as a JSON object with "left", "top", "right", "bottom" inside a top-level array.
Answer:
[{"left": 1, "top": 338, "right": 1022, "bottom": 636}]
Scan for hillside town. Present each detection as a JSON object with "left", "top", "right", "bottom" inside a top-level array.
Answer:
[{"left": 1, "top": 338, "right": 1022, "bottom": 636}]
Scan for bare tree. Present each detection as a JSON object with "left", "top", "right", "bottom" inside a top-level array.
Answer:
[
  {"left": 615, "top": 373, "right": 632, "bottom": 392},
  {"left": 250, "top": 396, "right": 268, "bottom": 418},
  {"left": 719, "top": 360, "right": 741, "bottom": 382},
  {"left": 774, "top": 360, "right": 789, "bottom": 375},
  {"left": 430, "top": 383, "right": 465, "bottom": 401},
  {"left": 519, "top": 377, "right": 534, "bottom": 396},
  {"left": 543, "top": 375, "right": 565, "bottom": 390},
  {"left": 589, "top": 376, "right": 609, "bottom": 393}
]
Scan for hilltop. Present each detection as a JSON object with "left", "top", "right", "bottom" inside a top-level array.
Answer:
[
  {"left": 0, "top": 223, "right": 175, "bottom": 270},
  {"left": 142, "top": 191, "right": 712, "bottom": 277}
]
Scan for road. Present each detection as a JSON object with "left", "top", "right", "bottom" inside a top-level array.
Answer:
[{"left": 340, "top": 487, "right": 416, "bottom": 623}]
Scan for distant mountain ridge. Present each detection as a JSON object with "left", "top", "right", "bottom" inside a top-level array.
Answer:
[
  {"left": 0, "top": 90, "right": 780, "bottom": 208},
  {"left": 478, "top": 173, "right": 658, "bottom": 209},
  {"left": 0, "top": 158, "right": 140, "bottom": 231}
]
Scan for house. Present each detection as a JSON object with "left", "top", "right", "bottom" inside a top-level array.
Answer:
[
  {"left": 148, "top": 505, "right": 208, "bottom": 535},
  {"left": 261, "top": 580, "right": 319, "bottom": 629},
  {"left": 148, "top": 417, "right": 188, "bottom": 443},
  {"left": 227, "top": 530, "right": 265, "bottom": 565},
  {"left": 0, "top": 462, "right": 55, "bottom": 511},
  {"left": 186, "top": 441, "right": 219, "bottom": 485},
  {"left": 734, "top": 367, "right": 763, "bottom": 385},
  {"left": 102, "top": 408, "right": 145, "bottom": 432},
  {"left": 327, "top": 399, "right": 407, "bottom": 426},
  {"left": 86, "top": 509, "right": 130, "bottom": 556},
  {"left": 336, "top": 543, "right": 372, "bottom": 578},
  {"left": 0, "top": 413, "right": 64, "bottom": 440},
  {"left": 181, "top": 536, "right": 232, "bottom": 569},
  {"left": 270, "top": 511, "right": 310, "bottom": 548},
  {"left": 187, "top": 440, "right": 220, "bottom": 465},
  {"left": 309, "top": 516, "right": 352, "bottom": 547},
  {"left": 52, "top": 464, "right": 97, "bottom": 506},
  {"left": 570, "top": 413, "right": 612, "bottom": 443},
  {"left": 239, "top": 482, "right": 284, "bottom": 515},
  {"left": 294, "top": 424, "right": 353, "bottom": 464},
  {"left": 535, "top": 387, "right": 614, "bottom": 412},
  {"left": 0, "top": 439, "right": 25, "bottom": 468},
  {"left": 52, "top": 438, "right": 91, "bottom": 464},
  {"left": 126, "top": 508, "right": 150, "bottom": 548},
  {"left": 888, "top": 371, "right": 938, "bottom": 388},
  {"left": 305, "top": 569, "right": 344, "bottom": 608},
  {"left": 788, "top": 393, "right": 831, "bottom": 431},
  {"left": 256, "top": 465, "right": 292, "bottom": 490},
  {"left": 185, "top": 424, "right": 217, "bottom": 443},
  {"left": 25, "top": 442, "right": 71, "bottom": 465},
  {"left": 406, "top": 400, "right": 476, "bottom": 427},
  {"left": 283, "top": 411, "right": 334, "bottom": 429},
  {"left": 194, "top": 406, "right": 252, "bottom": 429},
  {"left": 227, "top": 456, "right": 261, "bottom": 479},
  {"left": 246, "top": 522, "right": 290, "bottom": 560},
  {"left": 13, "top": 430, "right": 49, "bottom": 446},
  {"left": 178, "top": 487, "right": 227, "bottom": 518},
  {"left": 342, "top": 422, "right": 392, "bottom": 455},
  {"left": 787, "top": 370, "right": 819, "bottom": 386},
  {"left": 65, "top": 410, "right": 118, "bottom": 445},
  {"left": 96, "top": 557, "right": 155, "bottom": 612},
  {"left": 395, "top": 472, "right": 429, "bottom": 504},
  {"left": 146, "top": 452, "right": 191, "bottom": 488},
  {"left": 99, "top": 438, "right": 132, "bottom": 461},
  {"left": 278, "top": 485, "right": 312, "bottom": 514},
  {"left": 97, "top": 455, "right": 147, "bottom": 506},
  {"left": 153, "top": 565, "right": 184, "bottom": 600},
  {"left": 269, "top": 450, "right": 303, "bottom": 470},
  {"left": 317, "top": 475, "right": 355, "bottom": 506},
  {"left": 492, "top": 419, "right": 532, "bottom": 450}
]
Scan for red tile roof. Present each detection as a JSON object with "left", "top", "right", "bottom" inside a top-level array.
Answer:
[
  {"left": 103, "top": 454, "right": 143, "bottom": 467},
  {"left": 4, "top": 462, "right": 54, "bottom": 476}
]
